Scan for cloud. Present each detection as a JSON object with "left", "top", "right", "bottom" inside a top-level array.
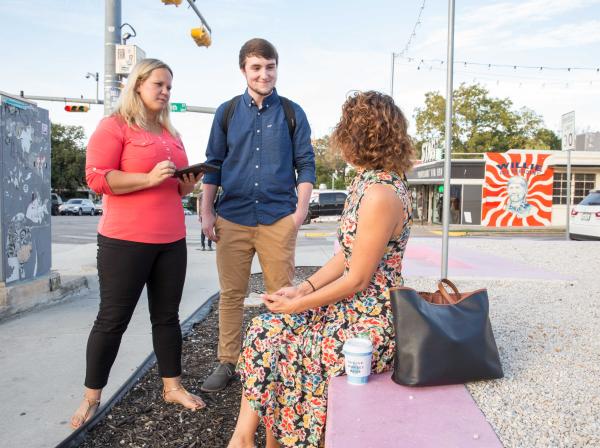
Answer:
[
  {"left": 462, "top": 0, "right": 600, "bottom": 27},
  {"left": 416, "top": 0, "right": 600, "bottom": 53},
  {"left": 509, "top": 20, "right": 600, "bottom": 49}
]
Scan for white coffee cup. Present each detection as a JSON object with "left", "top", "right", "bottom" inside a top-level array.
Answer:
[{"left": 342, "top": 337, "right": 373, "bottom": 385}]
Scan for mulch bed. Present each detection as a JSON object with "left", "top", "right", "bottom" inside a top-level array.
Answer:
[{"left": 79, "top": 266, "right": 320, "bottom": 448}]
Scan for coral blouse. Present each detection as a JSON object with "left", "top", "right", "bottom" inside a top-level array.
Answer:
[{"left": 85, "top": 116, "right": 189, "bottom": 244}]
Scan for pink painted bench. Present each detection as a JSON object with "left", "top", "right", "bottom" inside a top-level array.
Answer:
[{"left": 325, "top": 372, "right": 502, "bottom": 448}]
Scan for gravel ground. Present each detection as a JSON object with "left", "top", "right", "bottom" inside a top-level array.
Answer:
[{"left": 404, "top": 238, "right": 600, "bottom": 448}]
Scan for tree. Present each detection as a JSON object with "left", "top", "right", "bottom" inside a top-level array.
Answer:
[
  {"left": 414, "top": 83, "right": 560, "bottom": 155},
  {"left": 51, "top": 123, "right": 87, "bottom": 194},
  {"left": 312, "top": 136, "right": 350, "bottom": 189}
]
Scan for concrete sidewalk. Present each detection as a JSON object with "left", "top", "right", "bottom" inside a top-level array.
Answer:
[{"left": 0, "top": 220, "right": 332, "bottom": 448}]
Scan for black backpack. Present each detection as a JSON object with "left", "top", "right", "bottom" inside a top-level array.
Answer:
[{"left": 220, "top": 95, "right": 296, "bottom": 140}]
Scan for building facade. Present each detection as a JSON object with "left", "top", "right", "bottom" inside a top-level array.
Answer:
[{"left": 406, "top": 150, "right": 600, "bottom": 227}]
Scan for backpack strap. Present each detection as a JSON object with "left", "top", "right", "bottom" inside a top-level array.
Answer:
[
  {"left": 220, "top": 95, "right": 242, "bottom": 135},
  {"left": 279, "top": 96, "right": 296, "bottom": 141},
  {"left": 221, "top": 94, "right": 296, "bottom": 141}
]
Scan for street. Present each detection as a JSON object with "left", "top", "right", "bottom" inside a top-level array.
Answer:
[{"left": 51, "top": 215, "right": 566, "bottom": 246}]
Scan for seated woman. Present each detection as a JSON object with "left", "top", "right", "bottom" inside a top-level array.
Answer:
[{"left": 228, "top": 91, "right": 415, "bottom": 448}]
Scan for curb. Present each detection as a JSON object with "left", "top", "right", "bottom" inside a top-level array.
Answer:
[{"left": 55, "top": 292, "right": 220, "bottom": 448}]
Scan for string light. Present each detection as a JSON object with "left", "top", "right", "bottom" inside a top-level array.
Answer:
[
  {"left": 397, "top": 55, "right": 600, "bottom": 73},
  {"left": 393, "top": 0, "right": 426, "bottom": 58},
  {"left": 394, "top": 61, "right": 600, "bottom": 91}
]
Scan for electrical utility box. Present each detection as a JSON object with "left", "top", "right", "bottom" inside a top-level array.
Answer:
[{"left": 0, "top": 92, "right": 51, "bottom": 284}]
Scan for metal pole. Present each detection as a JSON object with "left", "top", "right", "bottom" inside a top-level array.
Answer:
[
  {"left": 441, "top": 0, "right": 456, "bottom": 279},
  {"left": 565, "top": 149, "right": 572, "bottom": 239},
  {"left": 390, "top": 53, "right": 395, "bottom": 98},
  {"left": 104, "top": 0, "right": 121, "bottom": 116},
  {"left": 186, "top": 0, "right": 212, "bottom": 33},
  {"left": 95, "top": 72, "right": 99, "bottom": 103}
]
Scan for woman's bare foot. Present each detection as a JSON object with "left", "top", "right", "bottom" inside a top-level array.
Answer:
[
  {"left": 163, "top": 386, "right": 205, "bottom": 410},
  {"left": 70, "top": 395, "right": 101, "bottom": 430}
]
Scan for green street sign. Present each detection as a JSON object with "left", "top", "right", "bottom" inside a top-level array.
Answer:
[{"left": 170, "top": 102, "right": 187, "bottom": 112}]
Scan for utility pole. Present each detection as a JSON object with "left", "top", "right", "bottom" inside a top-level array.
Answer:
[
  {"left": 104, "top": 0, "right": 122, "bottom": 116},
  {"left": 86, "top": 72, "right": 99, "bottom": 103},
  {"left": 441, "top": 0, "right": 456, "bottom": 279},
  {"left": 390, "top": 53, "right": 396, "bottom": 98}
]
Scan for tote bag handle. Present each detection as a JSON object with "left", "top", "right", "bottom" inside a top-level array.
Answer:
[{"left": 437, "top": 278, "right": 461, "bottom": 304}]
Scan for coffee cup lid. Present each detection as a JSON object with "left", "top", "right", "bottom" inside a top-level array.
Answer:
[{"left": 343, "top": 337, "right": 373, "bottom": 354}]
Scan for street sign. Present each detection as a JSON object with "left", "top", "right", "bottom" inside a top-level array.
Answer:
[
  {"left": 170, "top": 102, "right": 187, "bottom": 112},
  {"left": 561, "top": 111, "right": 575, "bottom": 151}
]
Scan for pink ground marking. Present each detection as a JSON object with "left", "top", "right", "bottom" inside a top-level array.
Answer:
[
  {"left": 325, "top": 373, "right": 502, "bottom": 448},
  {"left": 401, "top": 240, "right": 567, "bottom": 280}
]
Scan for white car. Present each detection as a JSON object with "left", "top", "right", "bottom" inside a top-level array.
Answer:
[
  {"left": 59, "top": 198, "right": 96, "bottom": 216},
  {"left": 569, "top": 189, "right": 600, "bottom": 241}
]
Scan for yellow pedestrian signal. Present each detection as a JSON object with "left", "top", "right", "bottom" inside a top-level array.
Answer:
[
  {"left": 64, "top": 105, "right": 89, "bottom": 112},
  {"left": 191, "top": 27, "right": 211, "bottom": 47},
  {"left": 161, "top": 0, "right": 182, "bottom": 5}
]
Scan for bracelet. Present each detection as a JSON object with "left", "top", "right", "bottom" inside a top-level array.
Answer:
[{"left": 305, "top": 278, "right": 316, "bottom": 292}]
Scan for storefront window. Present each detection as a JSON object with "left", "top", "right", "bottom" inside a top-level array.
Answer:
[{"left": 553, "top": 173, "right": 596, "bottom": 204}]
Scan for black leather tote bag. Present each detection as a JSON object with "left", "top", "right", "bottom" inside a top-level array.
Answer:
[{"left": 390, "top": 279, "right": 503, "bottom": 386}]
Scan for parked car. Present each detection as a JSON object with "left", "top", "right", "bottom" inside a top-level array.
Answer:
[
  {"left": 569, "top": 189, "right": 600, "bottom": 240},
  {"left": 304, "top": 190, "right": 348, "bottom": 224},
  {"left": 51, "top": 193, "right": 63, "bottom": 216},
  {"left": 183, "top": 208, "right": 194, "bottom": 215},
  {"left": 93, "top": 201, "right": 103, "bottom": 215},
  {"left": 59, "top": 198, "right": 96, "bottom": 216}
]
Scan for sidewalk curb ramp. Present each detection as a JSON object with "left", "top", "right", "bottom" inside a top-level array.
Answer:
[{"left": 55, "top": 292, "right": 219, "bottom": 448}]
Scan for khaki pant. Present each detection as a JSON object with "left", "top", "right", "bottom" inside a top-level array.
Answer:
[{"left": 215, "top": 215, "right": 297, "bottom": 364}]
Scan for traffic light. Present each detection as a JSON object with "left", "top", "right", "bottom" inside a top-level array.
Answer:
[
  {"left": 161, "top": 0, "right": 182, "bottom": 5},
  {"left": 191, "top": 26, "right": 211, "bottom": 47},
  {"left": 64, "top": 105, "right": 89, "bottom": 112}
]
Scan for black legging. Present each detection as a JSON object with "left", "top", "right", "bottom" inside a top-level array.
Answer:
[{"left": 84, "top": 234, "right": 187, "bottom": 389}]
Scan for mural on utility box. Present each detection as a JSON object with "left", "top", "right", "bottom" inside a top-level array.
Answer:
[
  {"left": 481, "top": 152, "right": 553, "bottom": 227},
  {"left": 0, "top": 95, "right": 51, "bottom": 283}
]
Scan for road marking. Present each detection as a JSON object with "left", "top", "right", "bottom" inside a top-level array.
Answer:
[
  {"left": 304, "top": 232, "right": 336, "bottom": 238},
  {"left": 59, "top": 235, "right": 98, "bottom": 240},
  {"left": 430, "top": 231, "right": 467, "bottom": 237}
]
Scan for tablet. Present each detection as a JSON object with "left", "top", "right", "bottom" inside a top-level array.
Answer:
[{"left": 173, "top": 162, "right": 220, "bottom": 179}]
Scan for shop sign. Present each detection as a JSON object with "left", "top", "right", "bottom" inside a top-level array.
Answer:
[
  {"left": 481, "top": 152, "right": 553, "bottom": 227},
  {"left": 421, "top": 139, "right": 443, "bottom": 163},
  {"left": 416, "top": 166, "right": 443, "bottom": 179}
]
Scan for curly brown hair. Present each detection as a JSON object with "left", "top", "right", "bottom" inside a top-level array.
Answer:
[{"left": 331, "top": 91, "right": 415, "bottom": 175}]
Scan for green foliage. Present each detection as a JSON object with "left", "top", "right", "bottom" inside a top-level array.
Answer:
[
  {"left": 51, "top": 123, "right": 87, "bottom": 194},
  {"left": 312, "top": 135, "right": 351, "bottom": 189},
  {"left": 414, "top": 83, "right": 560, "bottom": 155}
]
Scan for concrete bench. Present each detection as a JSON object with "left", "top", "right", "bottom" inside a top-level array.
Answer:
[{"left": 325, "top": 372, "right": 502, "bottom": 448}]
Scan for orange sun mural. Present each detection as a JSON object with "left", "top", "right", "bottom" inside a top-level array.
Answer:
[{"left": 482, "top": 152, "right": 554, "bottom": 227}]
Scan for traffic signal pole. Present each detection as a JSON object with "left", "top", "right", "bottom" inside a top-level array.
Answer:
[{"left": 104, "top": 0, "right": 122, "bottom": 116}]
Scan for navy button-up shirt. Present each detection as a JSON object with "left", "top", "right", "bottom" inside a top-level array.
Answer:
[{"left": 203, "top": 89, "right": 316, "bottom": 226}]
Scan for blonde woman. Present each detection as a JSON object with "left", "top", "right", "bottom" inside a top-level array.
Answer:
[{"left": 70, "top": 59, "right": 204, "bottom": 429}]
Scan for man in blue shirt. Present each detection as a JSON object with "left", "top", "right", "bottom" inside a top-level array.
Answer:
[{"left": 200, "top": 38, "right": 316, "bottom": 392}]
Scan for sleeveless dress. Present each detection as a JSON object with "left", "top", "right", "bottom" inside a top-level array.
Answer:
[{"left": 237, "top": 169, "right": 412, "bottom": 447}]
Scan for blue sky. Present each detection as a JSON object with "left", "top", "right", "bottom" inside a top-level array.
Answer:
[{"left": 1, "top": 0, "right": 599, "bottom": 163}]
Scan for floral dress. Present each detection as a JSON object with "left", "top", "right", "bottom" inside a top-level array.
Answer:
[{"left": 237, "top": 169, "right": 412, "bottom": 447}]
